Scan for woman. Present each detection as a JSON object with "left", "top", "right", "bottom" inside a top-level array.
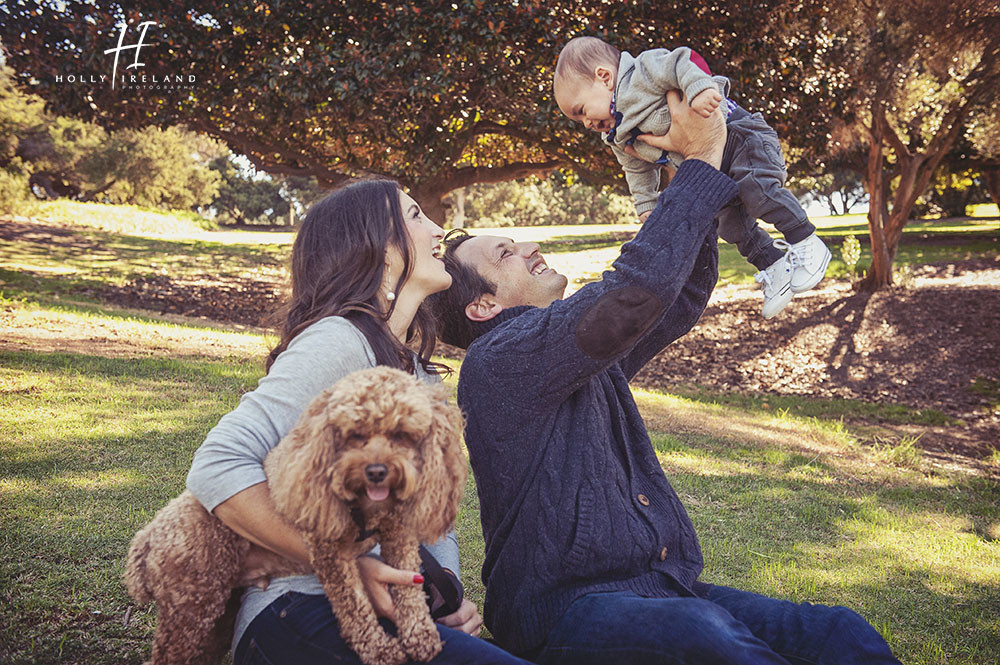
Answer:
[{"left": 185, "top": 180, "right": 528, "bottom": 665}]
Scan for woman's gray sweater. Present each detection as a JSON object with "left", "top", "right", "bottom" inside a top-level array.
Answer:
[{"left": 185, "top": 316, "right": 459, "bottom": 652}]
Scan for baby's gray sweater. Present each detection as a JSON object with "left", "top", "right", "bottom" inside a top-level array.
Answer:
[
  {"left": 604, "top": 48, "right": 730, "bottom": 216},
  {"left": 186, "top": 316, "right": 459, "bottom": 652}
]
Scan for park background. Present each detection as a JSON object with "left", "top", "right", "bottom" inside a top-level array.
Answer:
[{"left": 1, "top": 1, "right": 998, "bottom": 664}]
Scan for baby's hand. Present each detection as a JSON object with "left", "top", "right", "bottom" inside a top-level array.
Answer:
[{"left": 691, "top": 89, "right": 723, "bottom": 118}]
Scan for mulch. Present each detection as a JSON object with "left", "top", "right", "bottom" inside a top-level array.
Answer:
[
  {"left": 5, "top": 216, "right": 998, "bottom": 468},
  {"left": 91, "top": 260, "right": 1000, "bottom": 467},
  {"left": 99, "top": 274, "right": 284, "bottom": 326},
  {"left": 437, "top": 259, "right": 1000, "bottom": 469}
]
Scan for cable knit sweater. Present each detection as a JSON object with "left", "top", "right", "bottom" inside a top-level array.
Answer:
[{"left": 456, "top": 160, "right": 739, "bottom": 653}]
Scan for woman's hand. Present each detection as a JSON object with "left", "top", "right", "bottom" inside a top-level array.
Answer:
[
  {"left": 238, "top": 544, "right": 291, "bottom": 590},
  {"left": 357, "top": 555, "right": 424, "bottom": 622},
  {"left": 435, "top": 598, "right": 484, "bottom": 636}
]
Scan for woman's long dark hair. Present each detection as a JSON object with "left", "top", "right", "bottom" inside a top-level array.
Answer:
[{"left": 265, "top": 179, "right": 442, "bottom": 375}]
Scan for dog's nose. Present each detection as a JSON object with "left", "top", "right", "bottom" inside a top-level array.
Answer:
[{"left": 365, "top": 464, "right": 388, "bottom": 484}]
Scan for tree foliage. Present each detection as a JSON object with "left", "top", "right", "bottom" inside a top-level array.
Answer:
[
  {"left": 769, "top": 0, "right": 1000, "bottom": 289},
  {"left": 4, "top": 1, "right": 997, "bottom": 289},
  {"left": 462, "top": 173, "right": 635, "bottom": 227},
  {"left": 0, "top": 66, "right": 223, "bottom": 209},
  {"left": 209, "top": 155, "right": 290, "bottom": 226},
  {"left": 0, "top": 0, "right": 796, "bottom": 222}
]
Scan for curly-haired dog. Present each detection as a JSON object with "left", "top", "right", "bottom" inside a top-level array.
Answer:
[{"left": 125, "top": 366, "right": 468, "bottom": 665}]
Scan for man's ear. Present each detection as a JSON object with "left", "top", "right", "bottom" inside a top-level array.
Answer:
[
  {"left": 595, "top": 66, "right": 614, "bottom": 89},
  {"left": 465, "top": 294, "right": 503, "bottom": 322}
]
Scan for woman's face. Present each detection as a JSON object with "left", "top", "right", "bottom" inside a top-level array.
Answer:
[{"left": 387, "top": 190, "right": 451, "bottom": 298}]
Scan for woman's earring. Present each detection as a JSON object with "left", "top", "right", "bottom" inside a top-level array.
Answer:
[{"left": 385, "top": 291, "right": 396, "bottom": 301}]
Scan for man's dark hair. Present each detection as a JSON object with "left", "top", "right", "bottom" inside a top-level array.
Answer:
[{"left": 427, "top": 229, "right": 497, "bottom": 350}]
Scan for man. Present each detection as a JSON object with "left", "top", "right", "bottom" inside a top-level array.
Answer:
[{"left": 427, "top": 91, "right": 901, "bottom": 664}]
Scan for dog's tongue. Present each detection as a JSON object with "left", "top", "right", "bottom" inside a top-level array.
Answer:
[{"left": 366, "top": 485, "right": 390, "bottom": 502}]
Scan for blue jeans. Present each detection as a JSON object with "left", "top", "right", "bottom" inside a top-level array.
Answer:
[
  {"left": 233, "top": 591, "right": 529, "bottom": 665},
  {"left": 524, "top": 587, "right": 901, "bottom": 665}
]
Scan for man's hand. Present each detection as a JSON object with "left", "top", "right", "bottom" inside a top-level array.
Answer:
[
  {"left": 636, "top": 90, "right": 727, "bottom": 169},
  {"left": 690, "top": 88, "right": 723, "bottom": 117},
  {"left": 357, "top": 555, "right": 424, "bottom": 622},
  {"left": 426, "top": 568, "right": 483, "bottom": 635},
  {"left": 638, "top": 211, "right": 652, "bottom": 223},
  {"left": 435, "top": 598, "right": 484, "bottom": 636}
]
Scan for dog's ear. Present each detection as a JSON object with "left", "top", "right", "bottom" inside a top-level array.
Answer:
[
  {"left": 410, "top": 385, "right": 468, "bottom": 541},
  {"left": 267, "top": 387, "right": 352, "bottom": 543}
]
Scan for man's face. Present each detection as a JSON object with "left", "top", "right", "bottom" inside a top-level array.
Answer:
[
  {"left": 454, "top": 235, "right": 568, "bottom": 311},
  {"left": 555, "top": 69, "right": 615, "bottom": 133}
]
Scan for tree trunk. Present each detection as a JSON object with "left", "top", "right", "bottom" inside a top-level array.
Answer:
[
  {"left": 408, "top": 187, "right": 448, "bottom": 226},
  {"left": 983, "top": 167, "right": 1000, "bottom": 212},
  {"left": 860, "top": 129, "right": 895, "bottom": 291},
  {"left": 451, "top": 187, "right": 466, "bottom": 229},
  {"left": 79, "top": 179, "right": 118, "bottom": 202},
  {"left": 858, "top": 99, "right": 968, "bottom": 292}
]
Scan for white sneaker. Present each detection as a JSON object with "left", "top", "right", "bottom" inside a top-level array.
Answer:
[
  {"left": 781, "top": 234, "right": 832, "bottom": 293},
  {"left": 754, "top": 255, "right": 794, "bottom": 319}
]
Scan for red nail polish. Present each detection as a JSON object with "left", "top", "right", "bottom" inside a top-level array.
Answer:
[{"left": 413, "top": 574, "right": 424, "bottom": 584}]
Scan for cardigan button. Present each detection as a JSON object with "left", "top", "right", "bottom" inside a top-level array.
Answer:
[
  {"left": 637, "top": 493, "right": 650, "bottom": 506},
  {"left": 659, "top": 546, "right": 668, "bottom": 561}
]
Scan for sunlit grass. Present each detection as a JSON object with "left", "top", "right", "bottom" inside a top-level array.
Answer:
[
  {"left": 2, "top": 295, "right": 273, "bottom": 359},
  {"left": 2, "top": 302, "right": 998, "bottom": 664},
  {"left": 19, "top": 199, "right": 215, "bottom": 236}
]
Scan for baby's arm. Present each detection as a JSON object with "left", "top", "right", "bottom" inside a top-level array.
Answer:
[
  {"left": 633, "top": 47, "right": 730, "bottom": 110},
  {"left": 612, "top": 143, "right": 662, "bottom": 220},
  {"left": 691, "top": 88, "right": 723, "bottom": 117}
]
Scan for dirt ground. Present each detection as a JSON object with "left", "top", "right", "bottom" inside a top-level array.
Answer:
[
  {"left": 439, "top": 259, "right": 1000, "bottom": 473},
  {"left": 3, "top": 218, "right": 998, "bottom": 472}
]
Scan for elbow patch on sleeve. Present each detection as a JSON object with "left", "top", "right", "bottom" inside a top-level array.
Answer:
[{"left": 575, "top": 286, "right": 664, "bottom": 360}]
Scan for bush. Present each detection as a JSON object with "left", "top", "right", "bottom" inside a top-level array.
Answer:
[
  {"left": 0, "top": 158, "right": 31, "bottom": 214},
  {"left": 462, "top": 174, "right": 637, "bottom": 227}
]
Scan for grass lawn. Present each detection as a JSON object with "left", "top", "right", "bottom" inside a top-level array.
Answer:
[
  {"left": 1, "top": 299, "right": 998, "bottom": 665},
  {"left": 2, "top": 202, "right": 999, "bottom": 663},
  {"left": 4, "top": 202, "right": 998, "bottom": 306}
]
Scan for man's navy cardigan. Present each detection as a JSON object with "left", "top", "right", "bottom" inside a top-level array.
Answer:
[{"left": 457, "top": 160, "right": 739, "bottom": 654}]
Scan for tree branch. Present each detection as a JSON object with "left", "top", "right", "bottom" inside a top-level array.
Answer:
[{"left": 415, "top": 159, "right": 564, "bottom": 198}]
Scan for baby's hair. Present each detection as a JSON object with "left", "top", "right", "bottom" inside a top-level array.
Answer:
[{"left": 555, "top": 36, "right": 621, "bottom": 86}]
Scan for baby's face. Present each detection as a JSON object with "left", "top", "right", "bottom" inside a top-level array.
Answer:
[{"left": 555, "top": 72, "right": 615, "bottom": 133}]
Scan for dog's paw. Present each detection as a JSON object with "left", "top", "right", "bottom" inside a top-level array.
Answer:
[
  {"left": 400, "top": 622, "right": 443, "bottom": 663},
  {"left": 361, "top": 638, "right": 408, "bottom": 665}
]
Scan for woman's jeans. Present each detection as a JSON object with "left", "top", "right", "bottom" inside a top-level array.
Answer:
[
  {"left": 524, "top": 586, "right": 902, "bottom": 665},
  {"left": 233, "top": 591, "right": 529, "bottom": 665}
]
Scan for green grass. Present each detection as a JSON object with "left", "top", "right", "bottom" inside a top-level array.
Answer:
[
  {"left": 3, "top": 335, "right": 997, "bottom": 664},
  {"left": 18, "top": 199, "right": 218, "bottom": 234},
  {"left": 1, "top": 347, "right": 263, "bottom": 664},
  {"left": 666, "top": 384, "right": 956, "bottom": 427}
]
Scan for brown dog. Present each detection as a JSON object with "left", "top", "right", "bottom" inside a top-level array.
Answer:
[{"left": 125, "top": 366, "right": 468, "bottom": 665}]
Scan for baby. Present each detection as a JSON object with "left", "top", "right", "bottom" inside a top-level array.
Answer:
[{"left": 554, "top": 36, "right": 832, "bottom": 318}]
